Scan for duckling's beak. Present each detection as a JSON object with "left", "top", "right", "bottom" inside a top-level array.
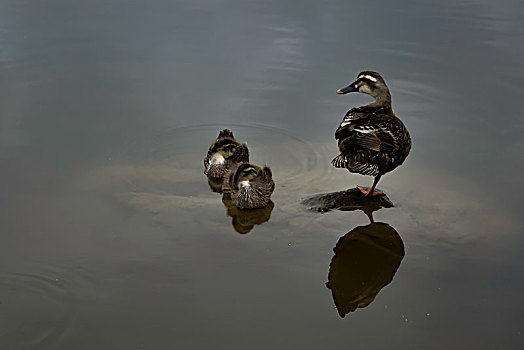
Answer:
[{"left": 337, "top": 83, "right": 358, "bottom": 94}]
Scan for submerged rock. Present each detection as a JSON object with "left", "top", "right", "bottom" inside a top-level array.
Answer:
[{"left": 301, "top": 187, "right": 394, "bottom": 213}]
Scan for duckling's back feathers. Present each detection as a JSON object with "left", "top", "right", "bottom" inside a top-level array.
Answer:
[
  {"left": 223, "top": 163, "right": 275, "bottom": 209},
  {"left": 204, "top": 142, "right": 249, "bottom": 170},
  {"left": 260, "top": 166, "right": 274, "bottom": 186},
  {"left": 218, "top": 129, "right": 235, "bottom": 138},
  {"left": 204, "top": 129, "right": 250, "bottom": 178}
]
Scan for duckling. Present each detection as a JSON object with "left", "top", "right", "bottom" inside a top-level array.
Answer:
[
  {"left": 223, "top": 163, "right": 275, "bottom": 209},
  {"left": 204, "top": 129, "right": 249, "bottom": 179},
  {"left": 332, "top": 71, "right": 411, "bottom": 196}
]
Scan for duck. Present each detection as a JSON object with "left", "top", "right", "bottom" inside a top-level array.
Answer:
[
  {"left": 204, "top": 129, "right": 249, "bottom": 179},
  {"left": 332, "top": 71, "right": 411, "bottom": 196},
  {"left": 222, "top": 163, "right": 275, "bottom": 209}
]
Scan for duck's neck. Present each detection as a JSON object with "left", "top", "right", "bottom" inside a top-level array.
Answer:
[{"left": 367, "top": 91, "right": 392, "bottom": 109}]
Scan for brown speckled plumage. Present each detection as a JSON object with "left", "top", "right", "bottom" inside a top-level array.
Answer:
[
  {"left": 332, "top": 71, "right": 411, "bottom": 195},
  {"left": 204, "top": 129, "right": 249, "bottom": 179},
  {"left": 223, "top": 163, "right": 275, "bottom": 209}
]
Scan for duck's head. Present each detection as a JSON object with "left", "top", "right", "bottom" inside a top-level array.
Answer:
[{"left": 337, "top": 71, "right": 391, "bottom": 103}]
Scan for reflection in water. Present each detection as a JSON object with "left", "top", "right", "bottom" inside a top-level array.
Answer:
[
  {"left": 207, "top": 177, "right": 224, "bottom": 193},
  {"left": 301, "top": 187, "right": 393, "bottom": 216},
  {"left": 203, "top": 127, "right": 275, "bottom": 209},
  {"left": 326, "top": 214, "right": 404, "bottom": 317},
  {"left": 207, "top": 174, "right": 274, "bottom": 233},
  {"left": 221, "top": 196, "right": 274, "bottom": 234}
]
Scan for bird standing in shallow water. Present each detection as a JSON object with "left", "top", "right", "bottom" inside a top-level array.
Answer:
[{"left": 332, "top": 71, "right": 411, "bottom": 196}]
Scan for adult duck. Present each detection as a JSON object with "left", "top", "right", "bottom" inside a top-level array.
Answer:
[{"left": 332, "top": 71, "right": 411, "bottom": 196}]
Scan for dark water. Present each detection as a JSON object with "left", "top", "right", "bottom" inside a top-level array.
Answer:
[{"left": 1, "top": 0, "right": 523, "bottom": 349}]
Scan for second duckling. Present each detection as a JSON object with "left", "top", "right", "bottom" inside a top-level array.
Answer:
[{"left": 223, "top": 163, "right": 275, "bottom": 209}]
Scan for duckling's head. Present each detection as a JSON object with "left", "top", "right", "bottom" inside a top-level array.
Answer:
[
  {"left": 214, "top": 141, "right": 239, "bottom": 159},
  {"left": 235, "top": 163, "right": 259, "bottom": 188},
  {"left": 337, "top": 71, "right": 391, "bottom": 103},
  {"left": 229, "top": 163, "right": 274, "bottom": 209},
  {"left": 205, "top": 140, "right": 242, "bottom": 177}
]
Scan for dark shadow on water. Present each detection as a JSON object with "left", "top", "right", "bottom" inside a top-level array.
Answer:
[
  {"left": 326, "top": 209, "right": 404, "bottom": 318},
  {"left": 221, "top": 196, "right": 274, "bottom": 234}
]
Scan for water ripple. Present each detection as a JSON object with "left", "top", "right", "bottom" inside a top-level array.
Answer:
[
  {"left": 96, "top": 123, "right": 338, "bottom": 199},
  {"left": 0, "top": 268, "right": 78, "bottom": 349}
]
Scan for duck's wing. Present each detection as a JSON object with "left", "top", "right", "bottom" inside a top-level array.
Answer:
[
  {"left": 335, "top": 107, "right": 398, "bottom": 153},
  {"left": 332, "top": 109, "right": 399, "bottom": 175},
  {"left": 204, "top": 141, "right": 216, "bottom": 168},
  {"left": 343, "top": 125, "right": 397, "bottom": 154},
  {"left": 335, "top": 106, "right": 374, "bottom": 139},
  {"left": 205, "top": 139, "right": 220, "bottom": 163},
  {"left": 221, "top": 164, "right": 238, "bottom": 195},
  {"left": 231, "top": 143, "right": 250, "bottom": 163},
  {"left": 261, "top": 166, "right": 275, "bottom": 193}
]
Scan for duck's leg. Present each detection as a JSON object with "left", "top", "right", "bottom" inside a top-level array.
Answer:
[
  {"left": 357, "top": 175, "right": 385, "bottom": 197},
  {"left": 362, "top": 208, "right": 375, "bottom": 223}
]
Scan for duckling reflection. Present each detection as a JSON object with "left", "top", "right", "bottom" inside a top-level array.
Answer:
[
  {"left": 326, "top": 212, "right": 404, "bottom": 317},
  {"left": 207, "top": 176, "right": 224, "bottom": 193},
  {"left": 221, "top": 196, "right": 274, "bottom": 234}
]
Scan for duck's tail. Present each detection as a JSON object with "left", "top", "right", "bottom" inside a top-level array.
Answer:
[{"left": 331, "top": 155, "right": 348, "bottom": 168}]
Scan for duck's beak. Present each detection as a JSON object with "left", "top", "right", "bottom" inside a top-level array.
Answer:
[{"left": 337, "top": 83, "right": 358, "bottom": 94}]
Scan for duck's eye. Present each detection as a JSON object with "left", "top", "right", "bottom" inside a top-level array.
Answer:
[{"left": 358, "top": 78, "right": 373, "bottom": 86}]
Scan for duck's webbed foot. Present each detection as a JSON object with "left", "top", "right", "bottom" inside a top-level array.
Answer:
[{"left": 356, "top": 185, "right": 385, "bottom": 197}]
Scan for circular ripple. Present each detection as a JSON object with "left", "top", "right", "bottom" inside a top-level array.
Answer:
[
  {"left": 113, "top": 123, "right": 338, "bottom": 199},
  {"left": 0, "top": 269, "right": 78, "bottom": 349}
]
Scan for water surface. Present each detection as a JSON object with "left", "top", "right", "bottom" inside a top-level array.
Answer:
[{"left": 1, "top": 0, "right": 523, "bottom": 349}]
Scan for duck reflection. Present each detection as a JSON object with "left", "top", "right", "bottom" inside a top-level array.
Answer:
[
  {"left": 221, "top": 196, "right": 274, "bottom": 234},
  {"left": 326, "top": 210, "right": 404, "bottom": 317}
]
